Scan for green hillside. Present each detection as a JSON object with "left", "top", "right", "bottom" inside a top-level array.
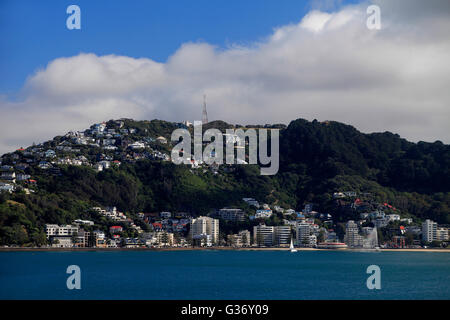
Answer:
[{"left": 0, "top": 118, "right": 449, "bottom": 246}]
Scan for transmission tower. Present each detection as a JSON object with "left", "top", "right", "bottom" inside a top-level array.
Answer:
[{"left": 202, "top": 94, "right": 208, "bottom": 124}]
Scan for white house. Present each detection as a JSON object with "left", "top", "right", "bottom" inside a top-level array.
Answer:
[
  {"left": 0, "top": 182, "right": 15, "bottom": 193},
  {"left": 156, "top": 136, "right": 167, "bottom": 144},
  {"left": 255, "top": 209, "right": 273, "bottom": 219},
  {"left": 1, "top": 171, "right": 15, "bottom": 181},
  {"left": 387, "top": 214, "right": 401, "bottom": 222},
  {"left": 16, "top": 174, "right": 31, "bottom": 181},
  {"left": 129, "top": 141, "right": 145, "bottom": 149}
]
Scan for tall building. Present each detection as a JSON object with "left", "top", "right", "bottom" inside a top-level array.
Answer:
[
  {"left": 422, "top": 219, "right": 437, "bottom": 242},
  {"left": 191, "top": 216, "right": 219, "bottom": 244},
  {"left": 296, "top": 223, "right": 311, "bottom": 246},
  {"left": 253, "top": 225, "right": 275, "bottom": 247},
  {"left": 344, "top": 220, "right": 363, "bottom": 248},
  {"left": 274, "top": 226, "right": 291, "bottom": 247}
]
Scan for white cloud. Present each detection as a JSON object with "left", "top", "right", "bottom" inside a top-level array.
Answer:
[
  {"left": 300, "top": 10, "right": 333, "bottom": 32},
  {"left": 1, "top": 1, "right": 450, "bottom": 154}
]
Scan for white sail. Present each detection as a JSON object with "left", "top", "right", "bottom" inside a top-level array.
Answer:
[{"left": 290, "top": 238, "right": 297, "bottom": 252}]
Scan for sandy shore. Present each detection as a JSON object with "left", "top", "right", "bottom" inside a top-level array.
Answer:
[{"left": 1, "top": 247, "right": 449, "bottom": 253}]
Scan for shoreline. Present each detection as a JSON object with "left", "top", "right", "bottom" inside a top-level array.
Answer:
[{"left": 1, "top": 247, "right": 449, "bottom": 253}]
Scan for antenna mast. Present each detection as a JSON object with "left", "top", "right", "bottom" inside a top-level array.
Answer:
[{"left": 202, "top": 94, "right": 208, "bottom": 124}]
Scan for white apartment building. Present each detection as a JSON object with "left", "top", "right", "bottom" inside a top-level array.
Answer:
[
  {"left": 191, "top": 216, "right": 219, "bottom": 244},
  {"left": 436, "top": 227, "right": 449, "bottom": 241},
  {"left": 51, "top": 236, "right": 73, "bottom": 248},
  {"left": 93, "top": 230, "right": 105, "bottom": 240},
  {"left": 253, "top": 225, "right": 275, "bottom": 247},
  {"left": 296, "top": 222, "right": 312, "bottom": 246},
  {"left": 274, "top": 226, "right": 291, "bottom": 246},
  {"left": 422, "top": 219, "right": 437, "bottom": 242},
  {"left": 252, "top": 225, "right": 294, "bottom": 247},
  {"left": 228, "top": 230, "right": 251, "bottom": 247},
  {"left": 344, "top": 220, "right": 363, "bottom": 248},
  {"left": 156, "top": 232, "right": 174, "bottom": 247},
  {"left": 195, "top": 234, "right": 213, "bottom": 247},
  {"left": 45, "top": 224, "right": 79, "bottom": 239}
]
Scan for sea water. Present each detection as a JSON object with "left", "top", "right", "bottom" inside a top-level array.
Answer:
[{"left": 0, "top": 250, "right": 448, "bottom": 299}]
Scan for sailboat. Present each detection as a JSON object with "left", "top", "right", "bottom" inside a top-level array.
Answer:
[{"left": 290, "top": 238, "right": 297, "bottom": 253}]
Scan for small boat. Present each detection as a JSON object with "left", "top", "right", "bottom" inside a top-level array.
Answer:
[{"left": 290, "top": 238, "right": 297, "bottom": 253}]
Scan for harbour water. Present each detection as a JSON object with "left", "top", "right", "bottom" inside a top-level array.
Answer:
[{"left": 0, "top": 250, "right": 449, "bottom": 299}]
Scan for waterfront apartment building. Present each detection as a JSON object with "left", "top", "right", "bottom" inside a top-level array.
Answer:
[
  {"left": 156, "top": 231, "right": 174, "bottom": 247},
  {"left": 422, "top": 219, "right": 437, "bottom": 242},
  {"left": 93, "top": 230, "right": 107, "bottom": 248},
  {"left": 191, "top": 216, "right": 219, "bottom": 244},
  {"left": 274, "top": 226, "right": 291, "bottom": 247},
  {"left": 227, "top": 230, "right": 251, "bottom": 247},
  {"left": 436, "top": 227, "right": 449, "bottom": 242},
  {"left": 296, "top": 223, "right": 311, "bottom": 246},
  {"left": 344, "top": 220, "right": 363, "bottom": 248},
  {"left": 253, "top": 225, "right": 293, "bottom": 247},
  {"left": 193, "top": 234, "right": 213, "bottom": 247},
  {"left": 253, "top": 225, "right": 275, "bottom": 247},
  {"left": 51, "top": 236, "right": 73, "bottom": 248},
  {"left": 74, "top": 229, "right": 91, "bottom": 247}
]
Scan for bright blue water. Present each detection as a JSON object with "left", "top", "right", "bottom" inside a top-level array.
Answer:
[{"left": 0, "top": 250, "right": 449, "bottom": 299}]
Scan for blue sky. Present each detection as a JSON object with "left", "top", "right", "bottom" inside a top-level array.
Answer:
[{"left": 0, "top": 0, "right": 359, "bottom": 94}]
